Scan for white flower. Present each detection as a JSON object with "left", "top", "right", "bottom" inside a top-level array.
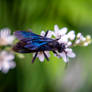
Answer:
[
  {"left": 58, "top": 35, "right": 69, "bottom": 44},
  {"left": 0, "top": 28, "right": 15, "bottom": 46},
  {"left": 86, "top": 35, "right": 91, "bottom": 39},
  {"left": 0, "top": 51, "right": 16, "bottom": 73},
  {"left": 85, "top": 35, "right": 92, "bottom": 45},
  {"left": 53, "top": 25, "right": 68, "bottom": 38},
  {"left": 75, "top": 33, "right": 92, "bottom": 46},
  {"left": 36, "top": 51, "right": 50, "bottom": 62},
  {"left": 83, "top": 35, "right": 92, "bottom": 46},
  {"left": 41, "top": 30, "right": 53, "bottom": 38},
  {"left": 60, "top": 48, "right": 76, "bottom": 62},
  {"left": 66, "top": 41, "right": 72, "bottom": 47},
  {"left": 77, "top": 33, "right": 81, "bottom": 38},
  {"left": 67, "top": 30, "right": 75, "bottom": 40},
  {"left": 75, "top": 33, "right": 85, "bottom": 45},
  {"left": 53, "top": 25, "right": 75, "bottom": 47},
  {"left": 77, "top": 33, "right": 86, "bottom": 41},
  {"left": 83, "top": 42, "right": 89, "bottom": 46},
  {"left": 75, "top": 39, "right": 80, "bottom": 44},
  {"left": 58, "top": 35, "right": 73, "bottom": 47}
]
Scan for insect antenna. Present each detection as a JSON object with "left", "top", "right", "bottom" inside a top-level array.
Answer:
[
  {"left": 54, "top": 37, "right": 61, "bottom": 41},
  {"left": 44, "top": 30, "right": 49, "bottom": 37},
  {"left": 43, "top": 51, "right": 49, "bottom": 61},
  {"left": 32, "top": 52, "right": 38, "bottom": 63}
]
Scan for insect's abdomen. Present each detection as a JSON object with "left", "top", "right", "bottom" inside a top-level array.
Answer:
[{"left": 13, "top": 41, "right": 32, "bottom": 53}]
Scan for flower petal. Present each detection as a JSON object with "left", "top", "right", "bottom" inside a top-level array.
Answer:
[
  {"left": 59, "top": 27, "right": 68, "bottom": 36},
  {"left": 46, "top": 31, "right": 53, "bottom": 38},
  {"left": 6, "top": 36, "right": 15, "bottom": 44},
  {"left": 41, "top": 31, "right": 45, "bottom": 36},
  {"left": 66, "top": 41, "right": 72, "bottom": 47},
  {"left": 67, "top": 30, "right": 75, "bottom": 40},
  {"left": 83, "top": 42, "right": 88, "bottom": 46},
  {"left": 75, "top": 39, "right": 80, "bottom": 44},
  {"left": 0, "top": 28, "right": 11, "bottom": 38},
  {"left": 45, "top": 51, "right": 50, "bottom": 57},
  {"left": 0, "top": 28, "right": 15, "bottom": 46},
  {"left": 37, "top": 52, "right": 45, "bottom": 62},
  {"left": 8, "top": 61, "right": 16, "bottom": 69},
  {"left": 2, "top": 61, "right": 10, "bottom": 73},
  {"left": 65, "top": 48, "right": 76, "bottom": 58},
  {"left": 58, "top": 35, "right": 68, "bottom": 43},
  {"left": 5, "top": 54, "right": 15, "bottom": 61},
  {"left": 77, "top": 33, "right": 82, "bottom": 38},
  {"left": 54, "top": 25, "right": 59, "bottom": 33},
  {"left": 60, "top": 52, "right": 69, "bottom": 62},
  {"left": 0, "top": 51, "right": 16, "bottom": 73}
]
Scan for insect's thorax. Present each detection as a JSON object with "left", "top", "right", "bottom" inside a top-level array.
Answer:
[{"left": 38, "top": 41, "right": 65, "bottom": 53}]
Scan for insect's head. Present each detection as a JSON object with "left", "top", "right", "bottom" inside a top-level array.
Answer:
[
  {"left": 54, "top": 38, "right": 66, "bottom": 53},
  {"left": 48, "top": 41, "right": 66, "bottom": 53},
  {"left": 58, "top": 43, "right": 66, "bottom": 53}
]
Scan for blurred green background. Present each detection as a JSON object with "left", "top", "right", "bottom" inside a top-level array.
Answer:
[{"left": 0, "top": 0, "right": 92, "bottom": 92}]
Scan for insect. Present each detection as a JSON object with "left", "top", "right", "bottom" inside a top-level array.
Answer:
[{"left": 13, "top": 30, "right": 66, "bottom": 63}]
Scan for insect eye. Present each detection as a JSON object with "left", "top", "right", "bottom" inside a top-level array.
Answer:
[
  {"left": 58, "top": 43, "right": 65, "bottom": 53},
  {"left": 61, "top": 43, "right": 65, "bottom": 49}
]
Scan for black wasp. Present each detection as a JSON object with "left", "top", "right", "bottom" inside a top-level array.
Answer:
[{"left": 13, "top": 30, "right": 66, "bottom": 63}]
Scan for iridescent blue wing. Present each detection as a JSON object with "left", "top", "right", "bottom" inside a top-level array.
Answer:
[
  {"left": 13, "top": 38, "right": 53, "bottom": 53},
  {"left": 14, "top": 31, "right": 42, "bottom": 40},
  {"left": 23, "top": 37, "right": 53, "bottom": 50},
  {"left": 13, "top": 31, "right": 54, "bottom": 53}
]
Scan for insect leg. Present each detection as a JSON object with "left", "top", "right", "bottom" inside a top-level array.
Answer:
[
  {"left": 44, "top": 30, "right": 49, "bottom": 37},
  {"left": 43, "top": 51, "right": 49, "bottom": 61},
  {"left": 53, "top": 50, "right": 61, "bottom": 58},
  {"left": 32, "top": 52, "right": 38, "bottom": 63}
]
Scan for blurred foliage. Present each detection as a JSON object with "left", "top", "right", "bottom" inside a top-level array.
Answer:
[{"left": 0, "top": 0, "right": 92, "bottom": 92}]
